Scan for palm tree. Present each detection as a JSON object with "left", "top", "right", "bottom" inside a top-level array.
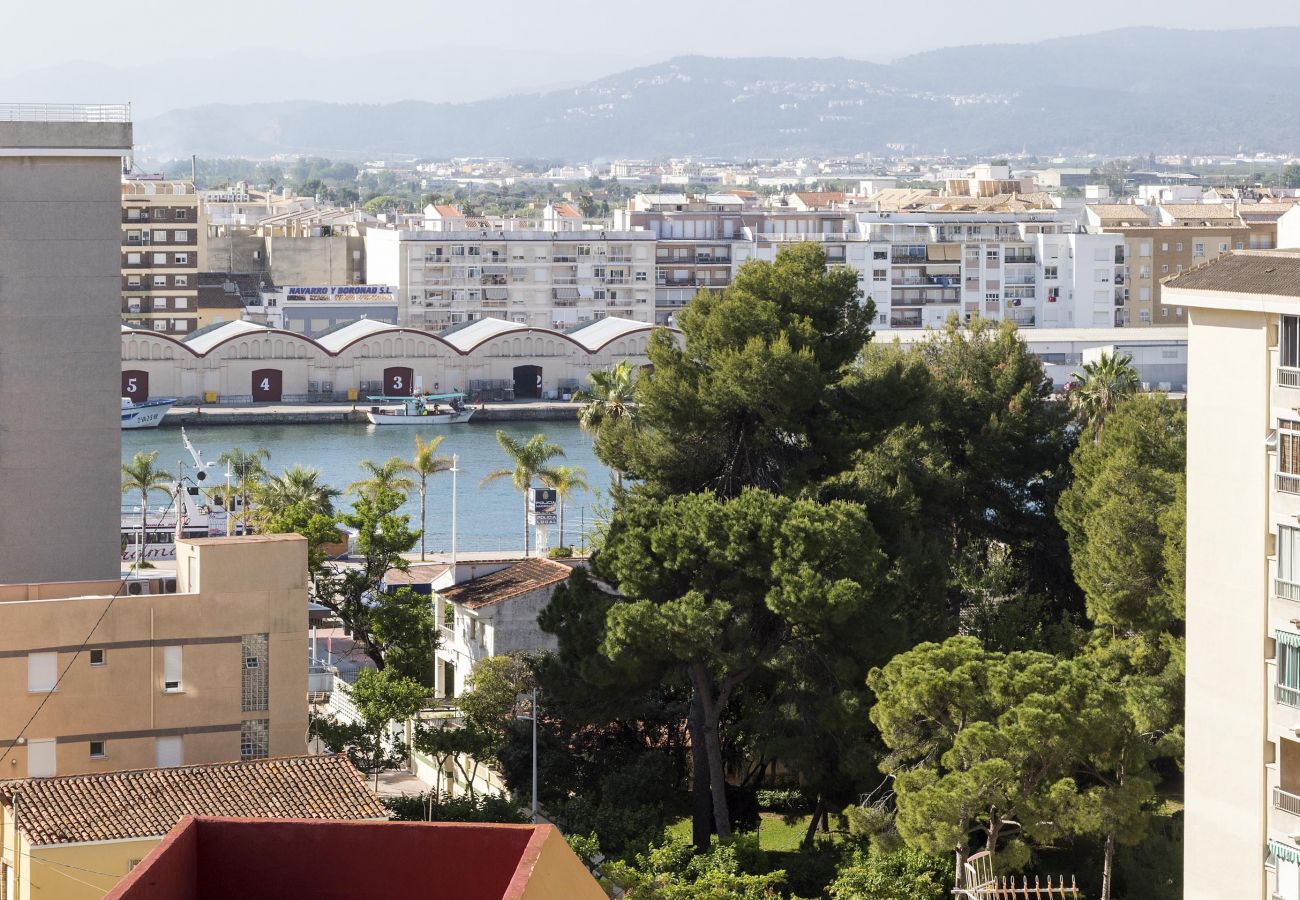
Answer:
[
  {"left": 253, "top": 465, "right": 341, "bottom": 523},
  {"left": 218, "top": 446, "right": 270, "bottom": 529},
  {"left": 480, "top": 431, "right": 565, "bottom": 555},
  {"left": 121, "top": 450, "right": 173, "bottom": 561},
  {"left": 1070, "top": 352, "right": 1140, "bottom": 438},
  {"left": 400, "top": 434, "right": 453, "bottom": 561},
  {"left": 573, "top": 360, "right": 637, "bottom": 487},
  {"left": 540, "top": 465, "right": 589, "bottom": 551},
  {"left": 347, "top": 457, "right": 417, "bottom": 500}
]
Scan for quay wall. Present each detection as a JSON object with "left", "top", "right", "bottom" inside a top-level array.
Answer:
[{"left": 161, "top": 402, "right": 579, "bottom": 427}]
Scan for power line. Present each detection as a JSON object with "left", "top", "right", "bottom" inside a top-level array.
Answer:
[{"left": 0, "top": 489, "right": 181, "bottom": 773}]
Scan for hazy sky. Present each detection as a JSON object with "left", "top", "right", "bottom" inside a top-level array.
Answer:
[{"left": 6, "top": 0, "right": 1300, "bottom": 112}]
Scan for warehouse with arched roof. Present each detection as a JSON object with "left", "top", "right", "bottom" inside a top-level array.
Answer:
[{"left": 120, "top": 317, "right": 677, "bottom": 403}]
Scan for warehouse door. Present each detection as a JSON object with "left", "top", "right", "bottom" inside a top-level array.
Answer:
[
  {"left": 513, "top": 365, "right": 542, "bottom": 399},
  {"left": 122, "top": 369, "right": 149, "bottom": 402},
  {"left": 384, "top": 366, "right": 414, "bottom": 396},
  {"left": 251, "top": 369, "right": 282, "bottom": 402}
]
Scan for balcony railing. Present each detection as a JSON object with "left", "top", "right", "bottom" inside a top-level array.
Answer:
[
  {"left": 1278, "top": 473, "right": 1300, "bottom": 494},
  {"left": 1277, "top": 579, "right": 1300, "bottom": 602},
  {"left": 1280, "top": 368, "right": 1300, "bottom": 389},
  {"left": 0, "top": 102, "right": 130, "bottom": 123},
  {"left": 1276, "top": 786, "right": 1300, "bottom": 816},
  {"left": 1277, "top": 682, "right": 1300, "bottom": 708}
]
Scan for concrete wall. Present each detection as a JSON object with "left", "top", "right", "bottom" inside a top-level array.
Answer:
[
  {"left": 267, "top": 235, "right": 358, "bottom": 285},
  {"left": 1183, "top": 302, "right": 1269, "bottom": 900},
  {"left": 0, "top": 535, "right": 308, "bottom": 777},
  {"left": 23, "top": 837, "right": 160, "bottom": 900},
  {"left": 0, "top": 121, "right": 131, "bottom": 582}
]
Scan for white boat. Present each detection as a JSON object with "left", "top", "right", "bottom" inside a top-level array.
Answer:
[
  {"left": 121, "top": 429, "right": 242, "bottom": 564},
  {"left": 121, "top": 396, "right": 177, "bottom": 429},
  {"left": 364, "top": 392, "right": 476, "bottom": 425}
]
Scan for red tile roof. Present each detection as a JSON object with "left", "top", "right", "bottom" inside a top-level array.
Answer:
[
  {"left": 437, "top": 557, "right": 572, "bottom": 610},
  {"left": 1, "top": 755, "right": 385, "bottom": 846}
]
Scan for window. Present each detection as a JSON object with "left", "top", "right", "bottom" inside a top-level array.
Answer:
[
  {"left": 153, "top": 297, "right": 167, "bottom": 309},
  {"left": 174, "top": 275, "right": 188, "bottom": 286},
  {"left": 240, "top": 719, "right": 269, "bottom": 760},
  {"left": 1193, "top": 242, "right": 1205, "bottom": 258},
  {"left": 154, "top": 208, "right": 169, "bottom": 220},
  {"left": 175, "top": 253, "right": 189, "bottom": 265},
  {"left": 1283, "top": 316, "right": 1300, "bottom": 369},
  {"left": 26, "top": 738, "right": 55, "bottom": 777},
  {"left": 153, "top": 320, "right": 168, "bottom": 332},
  {"left": 127, "top": 252, "right": 141, "bottom": 265},
  {"left": 89, "top": 648, "right": 106, "bottom": 666},
  {"left": 1160, "top": 242, "right": 1168, "bottom": 252},
  {"left": 174, "top": 297, "right": 188, "bottom": 310},
  {"left": 1220, "top": 242, "right": 1229, "bottom": 253},
  {"left": 152, "top": 275, "right": 167, "bottom": 287},
  {"left": 1139, "top": 310, "right": 1151, "bottom": 323},
  {"left": 127, "top": 207, "right": 141, "bottom": 220},
  {"left": 1237, "top": 242, "right": 1246, "bottom": 251},
  {"left": 872, "top": 268, "right": 887, "bottom": 282},
  {"left": 985, "top": 248, "right": 999, "bottom": 261},
  {"left": 1280, "top": 633, "right": 1300, "bottom": 707},
  {"left": 89, "top": 740, "right": 106, "bottom": 759},
  {"left": 152, "top": 252, "right": 166, "bottom": 265},
  {"left": 28, "top": 652, "right": 57, "bottom": 692},
  {"left": 984, "top": 292, "right": 999, "bottom": 302},
  {"left": 1175, "top": 306, "right": 1183, "bottom": 316},
  {"left": 153, "top": 229, "right": 167, "bottom": 243},
  {"left": 1043, "top": 266, "right": 1058, "bottom": 280},
  {"left": 635, "top": 271, "right": 647, "bottom": 282},
  {"left": 1281, "top": 525, "right": 1300, "bottom": 587},
  {"left": 127, "top": 275, "right": 141, "bottom": 287},
  {"left": 1175, "top": 265, "right": 1183, "bottom": 274},
  {"left": 1139, "top": 288, "right": 1151, "bottom": 301},
  {"left": 1140, "top": 242, "right": 1151, "bottom": 257},
  {"left": 241, "top": 634, "right": 269, "bottom": 713},
  {"left": 163, "top": 645, "right": 182, "bottom": 692},
  {"left": 1161, "top": 264, "right": 1169, "bottom": 274},
  {"left": 873, "top": 249, "right": 888, "bottom": 260},
  {"left": 155, "top": 735, "right": 183, "bottom": 768},
  {"left": 1175, "top": 242, "right": 1183, "bottom": 252},
  {"left": 1161, "top": 307, "right": 1169, "bottom": 318},
  {"left": 174, "top": 230, "right": 187, "bottom": 243}
]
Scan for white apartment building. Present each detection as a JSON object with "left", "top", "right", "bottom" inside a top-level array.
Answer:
[
  {"left": 1164, "top": 250, "right": 1300, "bottom": 900},
  {"left": 364, "top": 226, "right": 656, "bottom": 331}
]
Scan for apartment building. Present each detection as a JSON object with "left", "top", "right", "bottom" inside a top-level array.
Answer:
[
  {"left": 121, "top": 178, "right": 204, "bottom": 335},
  {"left": 1164, "top": 250, "right": 1300, "bottom": 900},
  {"left": 0, "top": 106, "right": 132, "bottom": 585},
  {"left": 204, "top": 207, "right": 369, "bottom": 287},
  {"left": 365, "top": 225, "right": 656, "bottom": 330},
  {"left": 1083, "top": 202, "right": 1275, "bottom": 327},
  {"left": 0, "top": 535, "right": 308, "bottom": 780}
]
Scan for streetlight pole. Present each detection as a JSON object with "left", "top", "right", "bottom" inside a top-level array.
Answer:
[
  {"left": 449, "top": 454, "right": 459, "bottom": 584},
  {"left": 531, "top": 685, "right": 538, "bottom": 823}
]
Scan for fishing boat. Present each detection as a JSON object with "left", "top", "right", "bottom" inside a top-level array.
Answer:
[
  {"left": 121, "top": 396, "right": 177, "bottom": 429},
  {"left": 365, "top": 392, "right": 476, "bottom": 425},
  {"left": 120, "top": 429, "right": 240, "bottom": 564}
]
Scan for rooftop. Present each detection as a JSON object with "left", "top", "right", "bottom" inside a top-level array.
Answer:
[
  {"left": 1163, "top": 249, "right": 1300, "bottom": 298},
  {"left": 438, "top": 557, "right": 573, "bottom": 610},
  {"left": 0, "top": 755, "right": 385, "bottom": 846},
  {"left": 0, "top": 102, "right": 129, "bottom": 123},
  {"left": 106, "top": 818, "right": 606, "bottom": 900}
]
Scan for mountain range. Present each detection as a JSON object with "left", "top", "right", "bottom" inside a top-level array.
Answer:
[{"left": 131, "top": 27, "right": 1300, "bottom": 162}]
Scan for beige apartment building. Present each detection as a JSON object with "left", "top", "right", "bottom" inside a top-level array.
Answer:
[
  {"left": 1087, "top": 201, "right": 1292, "bottom": 327},
  {"left": 0, "top": 107, "right": 132, "bottom": 585},
  {"left": 1165, "top": 249, "right": 1300, "bottom": 900},
  {"left": 121, "top": 178, "right": 205, "bottom": 335},
  {"left": 0, "top": 535, "right": 308, "bottom": 780}
]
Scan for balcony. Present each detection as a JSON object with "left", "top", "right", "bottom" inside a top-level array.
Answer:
[
  {"left": 1278, "top": 682, "right": 1300, "bottom": 708},
  {"left": 1280, "top": 368, "right": 1300, "bottom": 389},
  {"left": 1278, "top": 580, "right": 1300, "bottom": 602},
  {"left": 1277, "top": 786, "right": 1300, "bottom": 816},
  {"left": 1278, "top": 473, "right": 1300, "bottom": 494}
]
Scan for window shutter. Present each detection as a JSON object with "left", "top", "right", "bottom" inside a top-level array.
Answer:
[
  {"left": 163, "top": 645, "right": 182, "bottom": 690},
  {"left": 27, "top": 652, "right": 57, "bottom": 692}
]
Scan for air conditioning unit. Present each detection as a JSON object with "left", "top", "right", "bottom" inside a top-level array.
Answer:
[{"left": 162, "top": 578, "right": 178, "bottom": 593}]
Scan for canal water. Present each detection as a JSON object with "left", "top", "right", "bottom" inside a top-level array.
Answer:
[{"left": 122, "top": 421, "right": 612, "bottom": 553}]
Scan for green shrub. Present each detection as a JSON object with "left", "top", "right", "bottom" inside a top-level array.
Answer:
[{"left": 548, "top": 545, "right": 574, "bottom": 558}]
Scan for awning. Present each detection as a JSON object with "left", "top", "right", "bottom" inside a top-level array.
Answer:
[
  {"left": 484, "top": 288, "right": 508, "bottom": 301},
  {"left": 482, "top": 265, "right": 508, "bottom": 274},
  {"left": 553, "top": 287, "right": 579, "bottom": 300},
  {"left": 1270, "top": 839, "right": 1300, "bottom": 864},
  {"left": 1277, "top": 630, "right": 1300, "bottom": 649},
  {"left": 510, "top": 267, "right": 528, "bottom": 278}
]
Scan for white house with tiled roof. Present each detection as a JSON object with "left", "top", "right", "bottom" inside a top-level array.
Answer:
[{"left": 432, "top": 558, "right": 575, "bottom": 699}]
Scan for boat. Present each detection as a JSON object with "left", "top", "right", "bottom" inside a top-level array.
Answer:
[
  {"left": 364, "top": 392, "right": 476, "bottom": 425},
  {"left": 120, "top": 429, "right": 240, "bottom": 564},
  {"left": 121, "top": 396, "right": 177, "bottom": 429}
]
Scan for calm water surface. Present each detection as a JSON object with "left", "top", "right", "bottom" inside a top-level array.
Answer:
[{"left": 122, "top": 421, "right": 611, "bottom": 552}]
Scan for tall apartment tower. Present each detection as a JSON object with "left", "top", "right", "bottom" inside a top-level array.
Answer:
[
  {"left": 0, "top": 107, "right": 133, "bottom": 583},
  {"left": 1165, "top": 250, "right": 1300, "bottom": 900}
]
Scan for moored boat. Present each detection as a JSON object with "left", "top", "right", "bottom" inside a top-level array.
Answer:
[
  {"left": 121, "top": 396, "right": 177, "bottom": 429},
  {"left": 365, "top": 392, "right": 476, "bottom": 425}
]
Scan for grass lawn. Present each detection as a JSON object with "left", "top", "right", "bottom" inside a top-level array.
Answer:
[{"left": 665, "top": 813, "right": 814, "bottom": 852}]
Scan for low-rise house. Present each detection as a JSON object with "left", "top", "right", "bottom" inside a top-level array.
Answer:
[
  {"left": 433, "top": 558, "right": 575, "bottom": 698},
  {"left": 105, "top": 817, "right": 605, "bottom": 900},
  {"left": 0, "top": 754, "right": 385, "bottom": 900}
]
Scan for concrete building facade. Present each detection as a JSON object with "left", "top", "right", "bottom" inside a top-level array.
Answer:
[
  {"left": 0, "top": 534, "right": 309, "bottom": 780},
  {"left": 0, "top": 107, "right": 132, "bottom": 584},
  {"left": 1164, "top": 250, "right": 1300, "bottom": 899}
]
